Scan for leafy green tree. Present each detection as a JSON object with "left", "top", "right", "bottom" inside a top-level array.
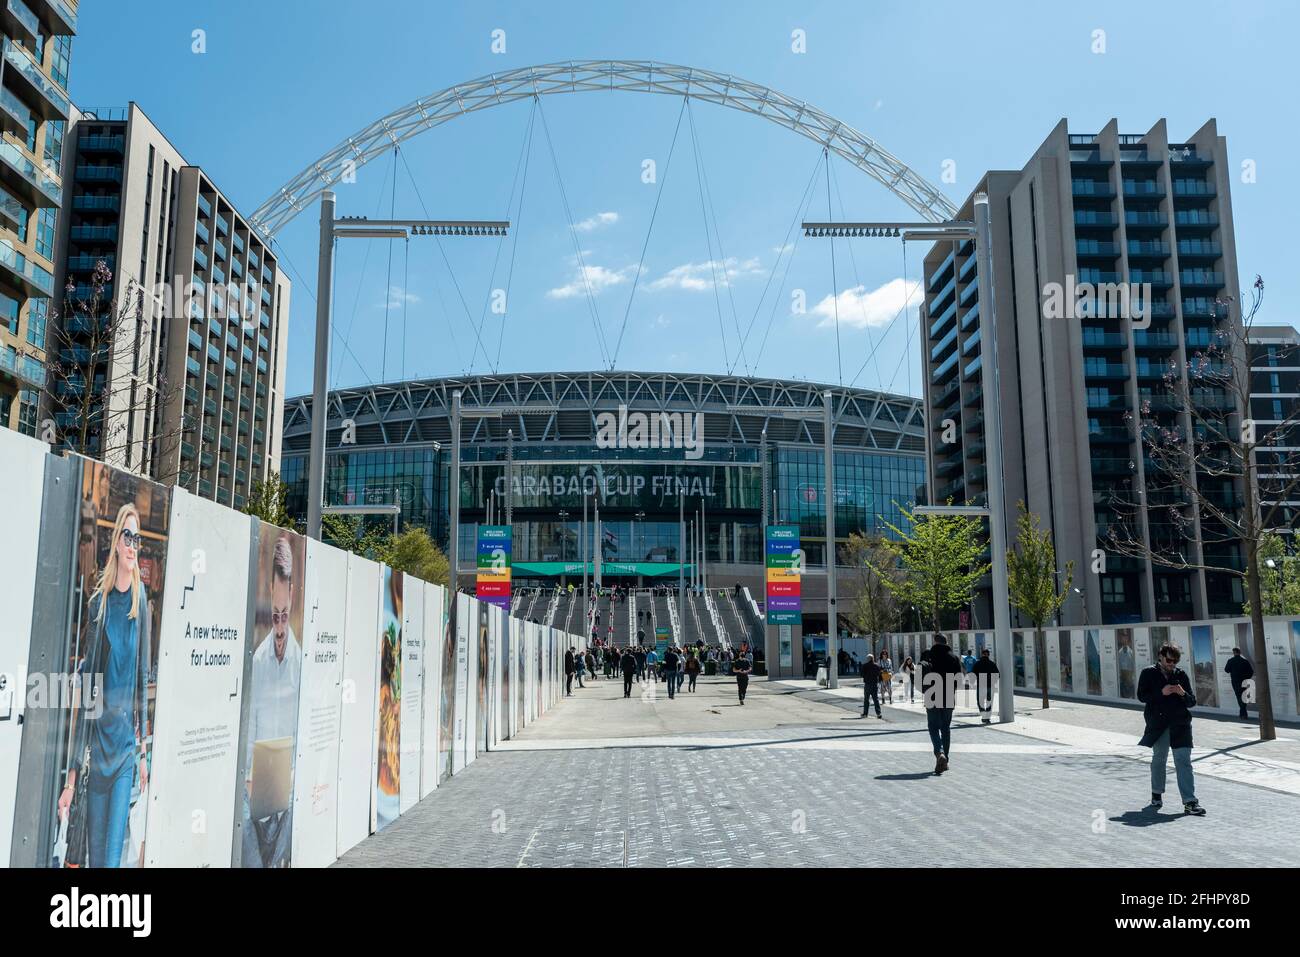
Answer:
[
  {"left": 874, "top": 503, "right": 989, "bottom": 635},
  {"left": 321, "top": 513, "right": 389, "bottom": 562},
  {"left": 244, "top": 471, "right": 297, "bottom": 532},
  {"left": 1247, "top": 531, "right": 1300, "bottom": 616},
  {"left": 377, "top": 527, "right": 449, "bottom": 587},
  {"left": 1006, "top": 502, "right": 1073, "bottom": 709},
  {"left": 843, "top": 532, "right": 901, "bottom": 656}
]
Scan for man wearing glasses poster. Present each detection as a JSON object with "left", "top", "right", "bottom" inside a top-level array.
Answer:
[
  {"left": 1136, "top": 643, "right": 1205, "bottom": 817},
  {"left": 241, "top": 533, "right": 302, "bottom": 866}
]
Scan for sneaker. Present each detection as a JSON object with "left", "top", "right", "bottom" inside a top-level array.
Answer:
[
  {"left": 1150, "top": 793, "right": 1163, "bottom": 809},
  {"left": 935, "top": 754, "right": 948, "bottom": 775},
  {"left": 1183, "top": 801, "right": 1206, "bottom": 817},
  {"left": 981, "top": 717, "right": 991, "bottom": 724}
]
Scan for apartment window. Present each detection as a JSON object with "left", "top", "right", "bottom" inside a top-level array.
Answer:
[
  {"left": 51, "top": 36, "right": 72, "bottom": 90},
  {"left": 18, "top": 390, "right": 38, "bottom": 436},
  {"left": 1, "top": 292, "right": 18, "bottom": 335},
  {"left": 25, "top": 297, "right": 46, "bottom": 347},
  {"left": 35, "top": 208, "right": 56, "bottom": 259},
  {"left": 1101, "top": 577, "right": 1127, "bottom": 605},
  {"left": 25, "top": 116, "right": 38, "bottom": 153},
  {"left": 42, "top": 120, "right": 65, "bottom": 170}
]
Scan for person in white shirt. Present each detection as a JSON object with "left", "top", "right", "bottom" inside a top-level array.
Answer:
[{"left": 241, "top": 534, "right": 301, "bottom": 867}]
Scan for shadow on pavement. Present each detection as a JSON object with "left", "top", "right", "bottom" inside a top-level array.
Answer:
[
  {"left": 874, "top": 772, "right": 934, "bottom": 781},
  {"left": 1109, "top": 809, "right": 1187, "bottom": 828}
]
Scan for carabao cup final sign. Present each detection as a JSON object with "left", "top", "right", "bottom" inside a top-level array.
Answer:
[
  {"left": 476, "top": 525, "right": 512, "bottom": 611},
  {"left": 766, "top": 525, "right": 802, "bottom": 625}
]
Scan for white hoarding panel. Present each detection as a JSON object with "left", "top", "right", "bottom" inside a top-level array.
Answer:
[
  {"left": 145, "top": 489, "right": 251, "bottom": 867},
  {"left": 337, "top": 555, "right": 380, "bottom": 857},
  {"left": 420, "top": 584, "right": 445, "bottom": 799},
  {"left": 399, "top": 575, "right": 424, "bottom": 815}
]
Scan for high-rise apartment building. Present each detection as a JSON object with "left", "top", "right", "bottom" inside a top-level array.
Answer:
[
  {"left": 1250, "top": 325, "right": 1300, "bottom": 540},
  {"left": 0, "top": 0, "right": 75, "bottom": 434},
  {"left": 921, "top": 119, "right": 1243, "bottom": 625},
  {"left": 51, "top": 102, "right": 291, "bottom": 509}
]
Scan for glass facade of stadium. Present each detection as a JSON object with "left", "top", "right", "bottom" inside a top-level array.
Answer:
[{"left": 279, "top": 372, "right": 926, "bottom": 627}]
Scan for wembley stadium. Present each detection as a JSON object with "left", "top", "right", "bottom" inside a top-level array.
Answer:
[{"left": 280, "top": 369, "right": 926, "bottom": 651}]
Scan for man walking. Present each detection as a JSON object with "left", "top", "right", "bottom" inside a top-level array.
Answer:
[
  {"left": 1224, "top": 647, "right": 1254, "bottom": 721},
  {"left": 922, "top": 634, "right": 962, "bottom": 775},
  {"left": 645, "top": 646, "right": 659, "bottom": 683},
  {"left": 971, "top": 648, "right": 999, "bottom": 724},
  {"left": 733, "top": 645, "right": 753, "bottom": 705},
  {"left": 662, "top": 645, "right": 680, "bottom": 699},
  {"left": 564, "top": 647, "right": 576, "bottom": 697},
  {"left": 620, "top": 646, "right": 638, "bottom": 698},
  {"left": 685, "top": 649, "right": 701, "bottom": 693},
  {"left": 635, "top": 646, "right": 647, "bottom": 681},
  {"left": 860, "top": 654, "right": 882, "bottom": 718},
  {"left": 1138, "top": 643, "right": 1205, "bottom": 815}
]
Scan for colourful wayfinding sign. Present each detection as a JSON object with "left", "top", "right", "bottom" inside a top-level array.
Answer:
[
  {"left": 476, "top": 525, "right": 512, "bottom": 611},
  {"left": 655, "top": 626, "right": 670, "bottom": 657},
  {"left": 765, "top": 525, "right": 802, "bottom": 625}
]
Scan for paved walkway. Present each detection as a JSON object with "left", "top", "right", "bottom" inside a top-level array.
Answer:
[{"left": 334, "top": 674, "right": 1300, "bottom": 868}]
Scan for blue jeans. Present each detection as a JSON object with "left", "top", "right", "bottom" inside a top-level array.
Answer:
[
  {"left": 926, "top": 708, "right": 953, "bottom": 757},
  {"left": 664, "top": 670, "right": 677, "bottom": 698},
  {"left": 87, "top": 764, "right": 133, "bottom": 868},
  {"left": 1150, "top": 728, "right": 1197, "bottom": 802}
]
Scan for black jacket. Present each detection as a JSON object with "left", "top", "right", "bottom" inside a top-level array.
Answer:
[
  {"left": 663, "top": 650, "right": 680, "bottom": 671},
  {"left": 564, "top": 650, "right": 575, "bottom": 675},
  {"left": 620, "top": 653, "right": 637, "bottom": 675},
  {"left": 1137, "top": 665, "right": 1196, "bottom": 749},
  {"left": 860, "top": 661, "right": 882, "bottom": 684},
  {"left": 920, "top": 642, "right": 962, "bottom": 709},
  {"left": 971, "top": 657, "right": 999, "bottom": 675},
  {"left": 1224, "top": 655, "right": 1254, "bottom": 688}
]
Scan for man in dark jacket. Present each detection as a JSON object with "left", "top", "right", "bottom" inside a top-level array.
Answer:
[
  {"left": 620, "top": 647, "right": 638, "bottom": 698},
  {"left": 1224, "top": 647, "right": 1255, "bottom": 720},
  {"left": 662, "top": 646, "right": 681, "bottom": 699},
  {"left": 921, "top": 634, "right": 962, "bottom": 775},
  {"left": 860, "top": 655, "right": 883, "bottom": 718},
  {"left": 564, "top": 648, "right": 576, "bottom": 697},
  {"left": 1137, "top": 643, "right": 1204, "bottom": 815},
  {"left": 971, "top": 648, "right": 999, "bottom": 724}
]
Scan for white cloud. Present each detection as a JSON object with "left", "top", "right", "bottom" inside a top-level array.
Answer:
[
  {"left": 574, "top": 211, "right": 619, "bottom": 232},
  {"left": 651, "top": 314, "right": 671, "bottom": 328},
  {"left": 648, "top": 257, "right": 763, "bottom": 292},
  {"left": 771, "top": 242, "right": 795, "bottom": 256},
  {"left": 376, "top": 285, "right": 420, "bottom": 309},
  {"left": 546, "top": 263, "right": 636, "bottom": 299},
  {"left": 809, "top": 278, "right": 921, "bottom": 328}
]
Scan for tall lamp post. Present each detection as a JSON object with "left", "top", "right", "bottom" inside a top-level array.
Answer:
[{"left": 306, "top": 192, "right": 509, "bottom": 540}]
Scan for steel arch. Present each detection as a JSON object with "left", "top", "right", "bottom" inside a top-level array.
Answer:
[{"left": 250, "top": 59, "right": 957, "bottom": 237}]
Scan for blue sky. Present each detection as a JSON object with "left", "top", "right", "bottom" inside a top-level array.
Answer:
[{"left": 70, "top": 0, "right": 1297, "bottom": 398}]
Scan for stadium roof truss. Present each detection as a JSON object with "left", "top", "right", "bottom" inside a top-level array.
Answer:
[
  {"left": 282, "top": 371, "right": 925, "bottom": 454},
  {"left": 251, "top": 59, "right": 957, "bottom": 237}
]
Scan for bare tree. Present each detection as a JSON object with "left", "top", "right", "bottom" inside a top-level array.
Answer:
[
  {"left": 44, "top": 261, "right": 187, "bottom": 482},
  {"left": 842, "top": 532, "right": 901, "bottom": 656},
  {"left": 1105, "top": 277, "right": 1291, "bottom": 740}
]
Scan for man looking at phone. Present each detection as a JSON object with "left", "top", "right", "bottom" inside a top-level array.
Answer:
[{"left": 1136, "top": 643, "right": 1205, "bottom": 816}]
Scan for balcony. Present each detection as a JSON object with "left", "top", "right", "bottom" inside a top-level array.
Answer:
[
  {"left": 1084, "top": 361, "right": 1128, "bottom": 380},
  {"left": 1124, "top": 210, "right": 1168, "bottom": 230},
  {"left": 1128, "top": 269, "right": 1173, "bottom": 288},
  {"left": 1176, "top": 239, "right": 1221, "bottom": 260},
  {"left": 1088, "top": 425, "right": 1133, "bottom": 444},
  {"left": 1180, "top": 269, "right": 1224, "bottom": 290},
  {"left": 1126, "top": 240, "right": 1169, "bottom": 259},
  {"left": 3, "top": 37, "right": 69, "bottom": 120},
  {"left": 1123, "top": 180, "right": 1164, "bottom": 200},
  {"left": 72, "top": 193, "right": 119, "bottom": 212},
  {"left": 70, "top": 224, "right": 118, "bottom": 243},
  {"left": 1074, "top": 210, "right": 1118, "bottom": 229},
  {"left": 1173, "top": 179, "right": 1215, "bottom": 198},
  {"left": 1072, "top": 179, "right": 1115, "bottom": 199},
  {"left": 1091, "top": 456, "right": 1136, "bottom": 476},
  {"left": 66, "top": 253, "right": 113, "bottom": 273},
  {"left": 1087, "top": 394, "right": 1128, "bottom": 411},
  {"left": 0, "top": 135, "right": 60, "bottom": 205},
  {"left": 79, "top": 134, "right": 124, "bottom": 155},
  {"left": 0, "top": 180, "right": 22, "bottom": 230},
  {"left": 1135, "top": 360, "right": 1174, "bottom": 381},
  {"left": 33, "top": 0, "right": 77, "bottom": 34},
  {"left": 927, "top": 248, "right": 955, "bottom": 291},
  {"left": 1081, "top": 329, "right": 1128, "bottom": 349},
  {"left": 0, "top": 83, "right": 27, "bottom": 136},
  {"left": 0, "top": 342, "right": 44, "bottom": 388},
  {"left": 2, "top": 0, "right": 39, "bottom": 44},
  {"left": 75, "top": 164, "right": 122, "bottom": 183},
  {"left": 1132, "top": 330, "right": 1177, "bottom": 350},
  {"left": 0, "top": 239, "right": 52, "bottom": 296},
  {"left": 1076, "top": 239, "right": 1120, "bottom": 258}
]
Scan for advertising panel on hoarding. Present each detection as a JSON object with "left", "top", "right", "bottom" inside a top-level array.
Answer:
[
  {"left": 1047, "top": 631, "right": 1063, "bottom": 691},
  {"left": 1115, "top": 628, "right": 1136, "bottom": 699},
  {"left": 1098, "top": 629, "right": 1117, "bottom": 699},
  {"left": 374, "top": 567, "right": 402, "bottom": 831},
  {"left": 1214, "top": 624, "right": 1248, "bottom": 716},
  {"left": 399, "top": 575, "right": 423, "bottom": 815},
  {"left": 420, "top": 584, "right": 445, "bottom": 799},
  {"left": 765, "top": 525, "right": 802, "bottom": 625},
  {"left": 1275, "top": 621, "right": 1300, "bottom": 717},
  {"left": 452, "top": 594, "right": 471, "bottom": 773},
  {"left": 1069, "top": 631, "right": 1087, "bottom": 695},
  {"left": 1024, "top": 632, "right": 1039, "bottom": 692},
  {"left": 476, "top": 525, "right": 512, "bottom": 611},
  {"left": 1013, "top": 634, "right": 1025, "bottom": 687},
  {"left": 337, "top": 555, "right": 380, "bottom": 856},
  {"left": 146, "top": 490, "right": 250, "bottom": 868},
  {"left": 290, "top": 539, "right": 347, "bottom": 869},
  {"left": 1136, "top": 627, "right": 1158, "bottom": 672},
  {"left": 0, "top": 428, "right": 47, "bottom": 866},
  {"left": 239, "top": 524, "right": 307, "bottom": 868},
  {"left": 1084, "top": 629, "right": 1102, "bottom": 696},
  {"left": 46, "top": 458, "right": 172, "bottom": 870},
  {"left": 1188, "top": 626, "right": 1216, "bottom": 707}
]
